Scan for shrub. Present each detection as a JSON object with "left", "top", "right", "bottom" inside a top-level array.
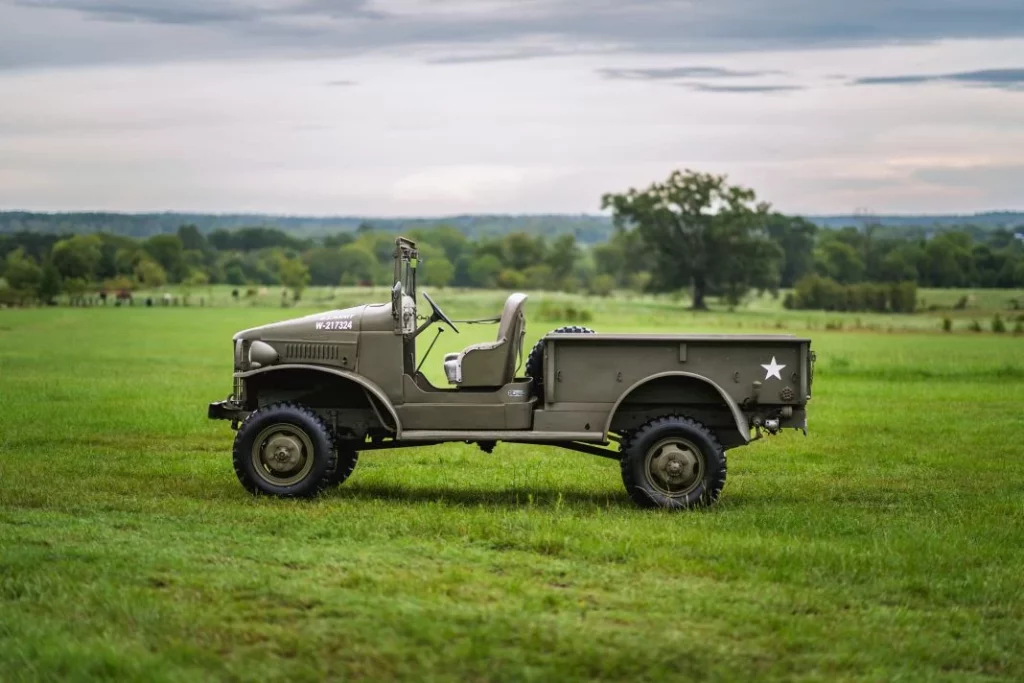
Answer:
[
  {"left": 889, "top": 281, "right": 918, "bottom": 313},
  {"left": 535, "top": 301, "right": 593, "bottom": 324},
  {"left": 1014, "top": 319, "right": 1024, "bottom": 335},
  {"left": 968, "top": 320, "right": 983, "bottom": 333},
  {"left": 564, "top": 306, "right": 593, "bottom": 323},
  {"left": 496, "top": 269, "right": 526, "bottom": 289},
  {"left": 992, "top": 314, "right": 1006, "bottom": 334},
  {"left": 535, "top": 301, "right": 562, "bottom": 322},
  {"left": 942, "top": 316, "right": 953, "bottom": 333},
  {"left": 789, "top": 275, "right": 916, "bottom": 313},
  {"left": 588, "top": 274, "right": 615, "bottom": 298}
]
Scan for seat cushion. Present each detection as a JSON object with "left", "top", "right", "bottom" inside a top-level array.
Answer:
[{"left": 443, "top": 341, "right": 503, "bottom": 384}]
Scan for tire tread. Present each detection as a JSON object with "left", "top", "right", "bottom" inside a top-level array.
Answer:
[
  {"left": 620, "top": 414, "right": 727, "bottom": 509},
  {"left": 231, "top": 402, "right": 338, "bottom": 498}
]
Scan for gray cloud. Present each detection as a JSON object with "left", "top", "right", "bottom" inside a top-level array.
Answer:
[
  {"left": 853, "top": 67, "right": 1024, "bottom": 90},
  {"left": 429, "top": 48, "right": 566, "bottom": 65},
  {"left": 325, "top": 79, "right": 356, "bottom": 86},
  {"left": 600, "top": 66, "right": 798, "bottom": 94},
  {"left": 4, "top": 0, "right": 1024, "bottom": 70},
  {"left": 15, "top": 0, "right": 379, "bottom": 24},
  {"left": 683, "top": 83, "right": 802, "bottom": 93},
  {"left": 17, "top": 0, "right": 261, "bottom": 25},
  {"left": 600, "top": 66, "right": 782, "bottom": 81}
]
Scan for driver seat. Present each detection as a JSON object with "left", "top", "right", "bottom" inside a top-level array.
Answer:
[{"left": 443, "top": 293, "right": 528, "bottom": 387}]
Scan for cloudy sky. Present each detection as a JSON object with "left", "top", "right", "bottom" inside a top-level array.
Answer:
[{"left": 1, "top": 0, "right": 1023, "bottom": 216}]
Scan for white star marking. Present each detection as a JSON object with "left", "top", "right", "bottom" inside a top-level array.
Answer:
[{"left": 761, "top": 356, "right": 786, "bottom": 381}]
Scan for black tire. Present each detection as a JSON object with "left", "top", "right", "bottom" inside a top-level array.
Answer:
[
  {"left": 324, "top": 445, "right": 359, "bottom": 487},
  {"left": 525, "top": 326, "right": 595, "bottom": 395},
  {"left": 232, "top": 402, "right": 338, "bottom": 498},
  {"left": 620, "top": 416, "right": 727, "bottom": 510}
]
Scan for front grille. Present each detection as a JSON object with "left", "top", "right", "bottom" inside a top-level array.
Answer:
[
  {"left": 285, "top": 343, "right": 339, "bottom": 362},
  {"left": 233, "top": 376, "right": 245, "bottom": 402}
]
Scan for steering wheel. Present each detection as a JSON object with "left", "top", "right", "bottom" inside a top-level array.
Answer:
[{"left": 422, "top": 291, "right": 460, "bottom": 334}]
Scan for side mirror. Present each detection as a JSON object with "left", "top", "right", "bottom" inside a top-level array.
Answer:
[{"left": 391, "top": 281, "right": 402, "bottom": 319}]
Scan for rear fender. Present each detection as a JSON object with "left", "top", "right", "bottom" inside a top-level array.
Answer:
[{"left": 604, "top": 371, "right": 749, "bottom": 446}]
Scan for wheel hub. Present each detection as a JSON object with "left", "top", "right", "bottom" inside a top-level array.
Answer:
[
  {"left": 264, "top": 433, "right": 303, "bottom": 473},
  {"left": 646, "top": 438, "right": 704, "bottom": 496},
  {"left": 250, "top": 423, "right": 315, "bottom": 486}
]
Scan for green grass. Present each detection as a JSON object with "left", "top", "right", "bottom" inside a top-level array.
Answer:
[
  {"left": 2, "top": 295, "right": 1023, "bottom": 681},
  {"left": 113, "top": 283, "right": 1024, "bottom": 335}
]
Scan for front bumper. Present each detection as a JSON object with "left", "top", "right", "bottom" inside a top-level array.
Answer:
[{"left": 208, "top": 399, "right": 249, "bottom": 421}]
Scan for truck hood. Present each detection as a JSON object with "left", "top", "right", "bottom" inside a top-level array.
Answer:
[{"left": 232, "top": 303, "right": 392, "bottom": 341}]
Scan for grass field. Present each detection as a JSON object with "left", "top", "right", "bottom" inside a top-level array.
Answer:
[
  {"left": 2, "top": 292, "right": 1023, "bottom": 681},
  {"left": 115, "top": 283, "right": 1024, "bottom": 334}
]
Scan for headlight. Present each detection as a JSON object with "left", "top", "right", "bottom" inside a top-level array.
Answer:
[
  {"left": 234, "top": 339, "right": 244, "bottom": 368},
  {"left": 248, "top": 341, "right": 279, "bottom": 368}
]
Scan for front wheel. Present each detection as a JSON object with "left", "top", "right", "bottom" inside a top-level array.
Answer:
[
  {"left": 232, "top": 403, "right": 337, "bottom": 498},
  {"left": 324, "top": 445, "right": 359, "bottom": 487},
  {"left": 620, "top": 416, "right": 727, "bottom": 510}
]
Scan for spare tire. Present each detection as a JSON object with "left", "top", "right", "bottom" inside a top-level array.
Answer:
[{"left": 525, "top": 326, "right": 595, "bottom": 396}]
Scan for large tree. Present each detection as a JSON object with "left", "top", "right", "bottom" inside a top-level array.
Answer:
[
  {"left": 764, "top": 214, "right": 817, "bottom": 287},
  {"left": 602, "top": 169, "right": 780, "bottom": 309},
  {"left": 51, "top": 234, "right": 102, "bottom": 281},
  {"left": 143, "top": 234, "right": 187, "bottom": 282}
]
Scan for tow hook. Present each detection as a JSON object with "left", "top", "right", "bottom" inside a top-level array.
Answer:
[{"left": 751, "top": 414, "right": 781, "bottom": 440}]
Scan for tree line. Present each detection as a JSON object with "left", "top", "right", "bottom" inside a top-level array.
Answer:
[{"left": 2, "top": 170, "right": 1022, "bottom": 309}]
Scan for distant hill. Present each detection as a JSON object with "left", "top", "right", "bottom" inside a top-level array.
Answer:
[
  {"left": 807, "top": 212, "right": 1024, "bottom": 230},
  {"left": 0, "top": 212, "right": 615, "bottom": 243},
  {"left": 1, "top": 210, "right": 1021, "bottom": 243}
]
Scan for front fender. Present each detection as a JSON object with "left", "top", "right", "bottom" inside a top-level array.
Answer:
[
  {"left": 236, "top": 364, "right": 402, "bottom": 436},
  {"left": 603, "top": 371, "right": 750, "bottom": 445}
]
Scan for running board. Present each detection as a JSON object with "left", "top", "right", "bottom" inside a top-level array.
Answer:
[{"left": 399, "top": 430, "right": 606, "bottom": 443}]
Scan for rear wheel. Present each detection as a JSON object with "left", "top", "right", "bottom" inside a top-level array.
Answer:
[
  {"left": 525, "top": 325, "right": 595, "bottom": 395},
  {"left": 620, "top": 416, "right": 727, "bottom": 510},
  {"left": 232, "top": 402, "right": 337, "bottom": 498}
]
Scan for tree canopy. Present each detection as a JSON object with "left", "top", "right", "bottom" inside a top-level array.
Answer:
[
  {"left": 602, "top": 170, "right": 781, "bottom": 309},
  {"left": 2, "top": 169, "right": 1023, "bottom": 310}
]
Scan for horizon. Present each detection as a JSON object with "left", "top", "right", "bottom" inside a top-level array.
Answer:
[
  {"left": 2, "top": 2, "right": 1023, "bottom": 215},
  {"left": 3, "top": 208, "right": 1024, "bottom": 221}
]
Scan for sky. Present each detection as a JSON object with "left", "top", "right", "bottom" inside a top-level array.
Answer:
[{"left": 1, "top": 0, "right": 1024, "bottom": 217}]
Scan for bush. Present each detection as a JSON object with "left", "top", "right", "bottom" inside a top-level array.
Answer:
[
  {"left": 564, "top": 306, "right": 593, "bottom": 323},
  {"left": 942, "top": 316, "right": 953, "bottom": 333},
  {"left": 588, "top": 274, "right": 615, "bottom": 297},
  {"left": 889, "top": 281, "right": 918, "bottom": 313},
  {"left": 968, "top": 320, "right": 983, "bottom": 333},
  {"left": 1014, "top": 319, "right": 1024, "bottom": 335},
  {"left": 789, "top": 275, "right": 917, "bottom": 313},
  {"left": 535, "top": 301, "right": 594, "bottom": 323},
  {"left": 496, "top": 269, "right": 526, "bottom": 289},
  {"left": 992, "top": 314, "right": 1006, "bottom": 334}
]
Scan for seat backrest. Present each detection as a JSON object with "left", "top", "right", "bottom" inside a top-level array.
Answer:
[{"left": 497, "top": 292, "right": 528, "bottom": 382}]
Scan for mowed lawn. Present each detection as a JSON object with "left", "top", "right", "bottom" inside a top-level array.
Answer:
[{"left": 1, "top": 302, "right": 1023, "bottom": 682}]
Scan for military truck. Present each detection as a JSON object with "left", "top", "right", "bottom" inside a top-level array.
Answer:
[{"left": 209, "top": 237, "right": 813, "bottom": 509}]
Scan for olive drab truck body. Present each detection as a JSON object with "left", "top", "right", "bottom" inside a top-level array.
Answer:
[{"left": 209, "top": 237, "right": 812, "bottom": 509}]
